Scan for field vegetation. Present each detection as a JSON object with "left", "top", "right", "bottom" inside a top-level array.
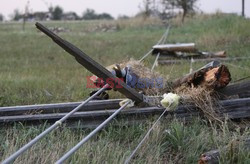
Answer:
[{"left": 0, "top": 13, "right": 250, "bottom": 163}]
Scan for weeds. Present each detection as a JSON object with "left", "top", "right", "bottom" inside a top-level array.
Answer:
[{"left": 1, "top": 14, "right": 250, "bottom": 163}]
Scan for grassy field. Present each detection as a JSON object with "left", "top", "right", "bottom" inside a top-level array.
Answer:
[{"left": 1, "top": 14, "right": 250, "bottom": 163}]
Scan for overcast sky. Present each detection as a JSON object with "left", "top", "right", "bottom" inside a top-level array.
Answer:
[{"left": 0, "top": 0, "right": 249, "bottom": 20}]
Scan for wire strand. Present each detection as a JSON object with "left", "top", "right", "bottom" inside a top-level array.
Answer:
[
  {"left": 224, "top": 62, "right": 250, "bottom": 72},
  {"left": 139, "top": 25, "right": 171, "bottom": 62},
  {"left": 124, "top": 104, "right": 170, "bottom": 164},
  {"left": 2, "top": 84, "right": 109, "bottom": 164},
  {"left": 56, "top": 100, "right": 131, "bottom": 164}
]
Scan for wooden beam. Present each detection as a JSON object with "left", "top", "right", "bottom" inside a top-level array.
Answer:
[
  {"left": 0, "top": 99, "right": 122, "bottom": 116},
  {"left": 158, "top": 57, "right": 250, "bottom": 65},
  {"left": 35, "top": 22, "right": 143, "bottom": 104},
  {"left": 1, "top": 98, "right": 250, "bottom": 124},
  {"left": 218, "top": 80, "right": 250, "bottom": 96},
  {"left": 153, "top": 43, "right": 196, "bottom": 53}
]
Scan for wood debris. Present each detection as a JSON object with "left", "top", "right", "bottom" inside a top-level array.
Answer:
[{"left": 152, "top": 43, "right": 227, "bottom": 63}]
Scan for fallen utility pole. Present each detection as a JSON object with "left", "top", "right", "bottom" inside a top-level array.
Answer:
[
  {"left": 153, "top": 43, "right": 197, "bottom": 53},
  {"left": 0, "top": 99, "right": 122, "bottom": 116},
  {"left": 172, "top": 61, "right": 231, "bottom": 90},
  {"left": 1, "top": 98, "right": 250, "bottom": 128},
  {"left": 158, "top": 57, "right": 250, "bottom": 65},
  {"left": 218, "top": 80, "right": 250, "bottom": 97},
  {"left": 1, "top": 79, "right": 249, "bottom": 118},
  {"left": 36, "top": 22, "right": 144, "bottom": 104}
]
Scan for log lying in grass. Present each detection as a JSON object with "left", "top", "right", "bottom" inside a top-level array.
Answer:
[
  {"left": 156, "top": 51, "right": 226, "bottom": 59},
  {"left": 0, "top": 99, "right": 122, "bottom": 116},
  {"left": 198, "top": 138, "right": 250, "bottom": 164},
  {"left": 172, "top": 61, "right": 231, "bottom": 90},
  {"left": 198, "top": 51, "right": 227, "bottom": 58},
  {"left": 158, "top": 57, "right": 249, "bottom": 65},
  {"left": 1, "top": 98, "right": 250, "bottom": 128},
  {"left": 153, "top": 43, "right": 197, "bottom": 53}
]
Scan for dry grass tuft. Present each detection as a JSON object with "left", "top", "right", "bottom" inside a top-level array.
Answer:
[
  {"left": 176, "top": 86, "right": 223, "bottom": 125},
  {"left": 116, "top": 16, "right": 163, "bottom": 30}
]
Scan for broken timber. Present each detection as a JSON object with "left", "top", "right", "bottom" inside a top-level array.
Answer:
[
  {"left": 0, "top": 99, "right": 122, "bottom": 116},
  {"left": 35, "top": 22, "right": 143, "bottom": 104},
  {"left": 218, "top": 80, "right": 250, "bottom": 97},
  {"left": 171, "top": 61, "right": 231, "bottom": 89},
  {"left": 153, "top": 43, "right": 197, "bottom": 53},
  {"left": 1, "top": 98, "right": 250, "bottom": 128},
  {"left": 158, "top": 57, "right": 249, "bottom": 65},
  {"left": 152, "top": 43, "right": 226, "bottom": 61}
]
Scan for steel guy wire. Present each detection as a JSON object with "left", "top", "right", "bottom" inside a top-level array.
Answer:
[
  {"left": 124, "top": 104, "right": 171, "bottom": 164},
  {"left": 56, "top": 100, "right": 132, "bottom": 164},
  {"left": 2, "top": 84, "right": 109, "bottom": 164},
  {"left": 151, "top": 52, "right": 160, "bottom": 71},
  {"left": 224, "top": 62, "right": 250, "bottom": 72},
  {"left": 139, "top": 25, "right": 171, "bottom": 62},
  {"left": 150, "top": 26, "right": 171, "bottom": 71}
]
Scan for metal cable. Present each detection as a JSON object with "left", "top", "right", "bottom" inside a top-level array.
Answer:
[
  {"left": 124, "top": 104, "right": 170, "bottom": 164},
  {"left": 56, "top": 100, "right": 132, "bottom": 164},
  {"left": 151, "top": 53, "right": 160, "bottom": 71},
  {"left": 2, "top": 84, "right": 109, "bottom": 164},
  {"left": 150, "top": 25, "right": 171, "bottom": 71},
  {"left": 224, "top": 62, "right": 250, "bottom": 72},
  {"left": 139, "top": 25, "right": 171, "bottom": 62}
]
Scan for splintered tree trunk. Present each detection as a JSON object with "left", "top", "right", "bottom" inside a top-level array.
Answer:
[{"left": 172, "top": 61, "right": 231, "bottom": 90}]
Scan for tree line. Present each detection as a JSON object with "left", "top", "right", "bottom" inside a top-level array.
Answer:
[
  {"left": 140, "top": 0, "right": 198, "bottom": 22},
  {"left": 6, "top": 6, "right": 114, "bottom": 21},
  {"left": 0, "top": 0, "right": 198, "bottom": 22}
]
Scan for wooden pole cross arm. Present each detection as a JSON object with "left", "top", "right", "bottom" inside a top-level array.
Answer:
[{"left": 35, "top": 22, "right": 144, "bottom": 104}]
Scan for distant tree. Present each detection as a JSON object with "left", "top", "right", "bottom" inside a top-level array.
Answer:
[
  {"left": 0, "top": 14, "right": 3, "bottom": 21},
  {"left": 161, "top": 0, "right": 198, "bottom": 22},
  {"left": 118, "top": 15, "right": 130, "bottom": 20},
  {"left": 82, "top": 9, "right": 98, "bottom": 20},
  {"left": 140, "top": 0, "right": 153, "bottom": 19},
  {"left": 97, "top": 13, "right": 113, "bottom": 20},
  {"left": 52, "top": 6, "right": 63, "bottom": 20},
  {"left": 82, "top": 9, "right": 113, "bottom": 20}
]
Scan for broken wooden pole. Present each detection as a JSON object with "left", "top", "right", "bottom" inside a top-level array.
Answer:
[
  {"left": 153, "top": 43, "right": 197, "bottom": 53},
  {"left": 172, "top": 61, "right": 231, "bottom": 90},
  {"left": 218, "top": 80, "right": 250, "bottom": 97},
  {"left": 35, "top": 22, "right": 144, "bottom": 104},
  {"left": 1, "top": 98, "right": 250, "bottom": 126},
  {"left": 158, "top": 57, "right": 250, "bottom": 65},
  {"left": 0, "top": 99, "right": 122, "bottom": 116}
]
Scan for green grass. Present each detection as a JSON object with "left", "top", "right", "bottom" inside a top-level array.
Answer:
[{"left": 0, "top": 14, "right": 250, "bottom": 163}]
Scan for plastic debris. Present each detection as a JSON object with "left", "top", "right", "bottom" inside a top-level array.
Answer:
[
  {"left": 119, "top": 99, "right": 134, "bottom": 108},
  {"left": 160, "top": 93, "right": 180, "bottom": 111}
]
